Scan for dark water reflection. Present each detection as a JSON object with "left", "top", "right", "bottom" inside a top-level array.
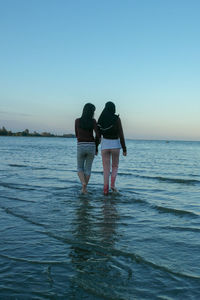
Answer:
[
  {"left": 101, "top": 199, "right": 118, "bottom": 247},
  {"left": 69, "top": 197, "right": 123, "bottom": 299}
]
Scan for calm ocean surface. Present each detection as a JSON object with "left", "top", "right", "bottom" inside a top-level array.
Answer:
[{"left": 0, "top": 136, "right": 200, "bottom": 299}]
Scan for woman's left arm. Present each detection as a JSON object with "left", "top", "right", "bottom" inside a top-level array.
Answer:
[{"left": 118, "top": 118, "right": 127, "bottom": 155}]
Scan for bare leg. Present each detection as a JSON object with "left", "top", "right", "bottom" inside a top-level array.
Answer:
[
  {"left": 78, "top": 171, "right": 87, "bottom": 194},
  {"left": 83, "top": 147, "right": 95, "bottom": 193},
  {"left": 85, "top": 174, "right": 90, "bottom": 185},
  {"left": 111, "top": 149, "right": 120, "bottom": 192},
  {"left": 102, "top": 149, "right": 111, "bottom": 195}
]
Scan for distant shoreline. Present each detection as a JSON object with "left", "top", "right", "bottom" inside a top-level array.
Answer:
[
  {"left": 0, "top": 126, "right": 75, "bottom": 138},
  {"left": 0, "top": 135, "right": 75, "bottom": 138},
  {"left": 0, "top": 127, "right": 199, "bottom": 142}
]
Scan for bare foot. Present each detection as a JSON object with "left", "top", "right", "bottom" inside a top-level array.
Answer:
[
  {"left": 81, "top": 184, "right": 88, "bottom": 194},
  {"left": 111, "top": 187, "right": 118, "bottom": 193},
  {"left": 104, "top": 185, "right": 109, "bottom": 196},
  {"left": 81, "top": 189, "right": 88, "bottom": 194}
]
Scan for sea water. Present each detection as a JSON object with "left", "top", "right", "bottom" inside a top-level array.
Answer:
[{"left": 0, "top": 136, "right": 200, "bottom": 299}]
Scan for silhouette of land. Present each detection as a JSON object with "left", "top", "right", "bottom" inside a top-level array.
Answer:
[{"left": 0, "top": 126, "right": 75, "bottom": 138}]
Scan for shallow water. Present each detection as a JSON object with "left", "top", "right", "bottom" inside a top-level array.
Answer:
[{"left": 0, "top": 136, "right": 200, "bottom": 299}]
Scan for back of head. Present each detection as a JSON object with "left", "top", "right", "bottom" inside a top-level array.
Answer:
[
  {"left": 79, "top": 103, "right": 96, "bottom": 130},
  {"left": 98, "top": 101, "right": 117, "bottom": 129},
  {"left": 104, "top": 101, "right": 116, "bottom": 114}
]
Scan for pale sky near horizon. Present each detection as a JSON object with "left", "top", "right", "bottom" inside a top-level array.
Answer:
[{"left": 0, "top": 0, "right": 200, "bottom": 140}]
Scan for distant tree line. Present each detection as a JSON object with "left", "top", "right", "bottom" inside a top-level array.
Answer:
[{"left": 0, "top": 126, "right": 75, "bottom": 138}]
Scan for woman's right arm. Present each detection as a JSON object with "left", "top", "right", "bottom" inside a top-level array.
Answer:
[{"left": 93, "top": 120, "right": 101, "bottom": 154}]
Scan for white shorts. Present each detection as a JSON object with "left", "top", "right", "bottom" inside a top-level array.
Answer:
[{"left": 101, "top": 138, "right": 121, "bottom": 150}]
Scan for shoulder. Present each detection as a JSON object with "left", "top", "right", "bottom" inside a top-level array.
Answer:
[
  {"left": 93, "top": 118, "right": 97, "bottom": 124},
  {"left": 115, "top": 115, "right": 120, "bottom": 124},
  {"left": 116, "top": 116, "right": 123, "bottom": 129},
  {"left": 75, "top": 118, "right": 80, "bottom": 126}
]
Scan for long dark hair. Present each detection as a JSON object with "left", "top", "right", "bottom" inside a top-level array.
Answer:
[
  {"left": 98, "top": 101, "right": 118, "bottom": 129},
  {"left": 79, "top": 103, "right": 96, "bottom": 130}
]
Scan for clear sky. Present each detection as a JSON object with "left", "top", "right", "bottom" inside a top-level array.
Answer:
[{"left": 0, "top": 0, "right": 200, "bottom": 140}]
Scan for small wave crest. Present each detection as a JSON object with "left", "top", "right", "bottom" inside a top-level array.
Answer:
[
  {"left": 154, "top": 176, "right": 199, "bottom": 185},
  {"left": 8, "top": 164, "right": 27, "bottom": 168},
  {"left": 161, "top": 225, "right": 200, "bottom": 233},
  {"left": 154, "top": 205, "right": 199, "bottom": 218},
  {"left": 0, "top": 253, "right": 68, "bottom": 266},
  {"left": 79, "top": 242, "right": 200, "bottom": 281},
  {"left": 0, "top": 181, "right": 36, "bottom": 191},
  {"left": 139, "top": 175, "right": 200, "bottom": 185},
  {"left": 8, "top": 164, "right": 47, "bottom": 170},
  {"left": 2, "top": 195, "right": 35, "bottom": 203},
  {"left": 104, "top": 170, "right": 200, "bottom": 185}
]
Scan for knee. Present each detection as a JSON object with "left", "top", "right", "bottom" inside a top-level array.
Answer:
[
  {"left": 85, "top": 171, "right": 91, "bottom": 176},
  {"left": 112, "top": 162, "right": 119, "bottom": 168}
]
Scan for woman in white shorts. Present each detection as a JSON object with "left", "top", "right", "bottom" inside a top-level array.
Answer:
[{"left": 98, "top": 102, "right": 127, "bottom": 195}]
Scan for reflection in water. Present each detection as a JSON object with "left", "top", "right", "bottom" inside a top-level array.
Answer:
[
  {"left": 69, "top": 196, "right": 122, "bottom": 299},
  {"left": 101, "top": 199, "right": 118, "bottom": 247},
  {"left": 70, "top": 197, "right": 94, "bottom": 270}
]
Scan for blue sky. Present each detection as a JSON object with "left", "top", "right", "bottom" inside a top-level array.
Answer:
[{"left": 0, "top": 0, "right": 200, "bottom": 140}]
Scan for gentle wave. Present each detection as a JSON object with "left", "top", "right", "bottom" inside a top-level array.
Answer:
[
  {"left": 138, "top": 175, "right": 200, "bottom": 185},
  {"left": 0, "top": 254, "right": 68, "bottom": 266},
  {"left": 0, "top": 181, "right": 60, "bottom": 192},
  {"left": 8, "top": 163, "right": 74, "bottom": 172},
  {"left": 111, "top": 171, "right": 200, "bottom": 185},
  {"left": 1, "top": 204, "right": 199, "bottom": 282},
  {"left": 7, "top": 164, "right": 200, "bottom": 185},
  {"left": 1, "top": 195, "right": 35, "bottom": 203},
  {"left": 1, "top": 181, "right": 198, "bottom": 221},
  {"left": 8, "top": 164, "right": 28, "bottom": 168},
  {"left": 153, "top": 176, "right": 200, "bottom": 185},
  {"left": 154, "top": 205, "right": 199, "bottom": 218},
  {"left": 124, "top": 195, "right": 200, "bottom": 219},
  {"left": 0, "top": 205, "right": 49, "bottom": 229},
  {"left": 8, "top": 164, "right": 47, "bottom": 170},
  {"left": 125, "top": 195, "right": 199, "bottom": 219},
  {"left": 0, "top": 182, "right": 36, "bottom": 191},
  {"left": 69, "top": 241, "right": 200, "bottom": 280},
  {"left": 161, "top": 225, "right": 200, "bottom": 233}
]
